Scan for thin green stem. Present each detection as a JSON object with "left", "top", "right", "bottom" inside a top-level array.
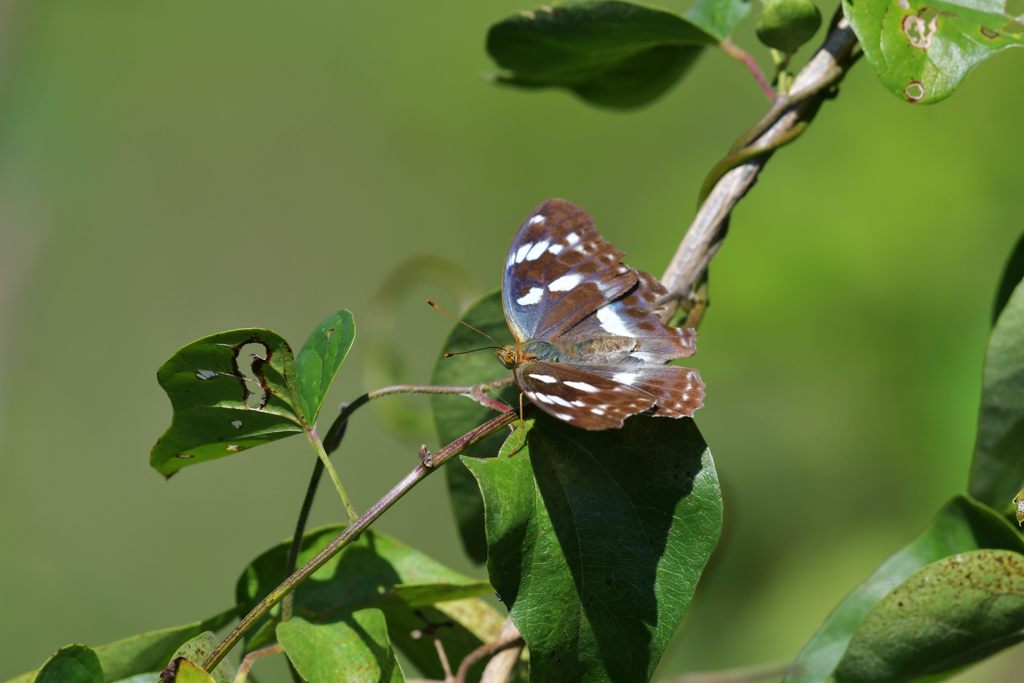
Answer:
[
  {"left": 304, "top": 427, "right": 358, "bottom": 522},
  {"left": 203, "top": 409, "right": 518, "bottom": 672}
]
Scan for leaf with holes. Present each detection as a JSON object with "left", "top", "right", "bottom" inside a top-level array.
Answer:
[
  {"left": 431, "top": 291, "right": 517, "bottom": 565},
  {"left": 236, "top": 525, "right": 501, "bottom": 681},
  {"left": 487, "top": 1, "right": 719, "bottom": 109},
  {"left": 29, "top": 645, "right": 102, "bottom": 683},
  {"left": 465, "top": 415, "right": 721, "bottom": 682},
  {"left": 834, "top": 549, "right": 1024, "bottom": 682},
  {"left": 277, "top": 610, "right": 405, "bottom": 683},
  {"left": 783, "top": 496, "right": 1024, "bottom": 683},
  {"left": 295, "top": 309, "right": 356, "bottom": 426},
  {"left": 151, "top": 328, "right": 305, "bottom": 476},
  {"left": 969, "top": 243, "right": 1024, "bottom": 513},
  {"left": 843, "top": 0, "right": 1024, "bottom": 104}
]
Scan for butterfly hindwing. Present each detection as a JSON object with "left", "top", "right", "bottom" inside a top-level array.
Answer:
[
  {"left": 563, "top": 270, "right": 697, "bottom": 363},
  {"left": 502, "top": 199, "right": 638, "bottom": 343},
  {"left": 516, "top": 360, "right": 704, "bottom": 430}
]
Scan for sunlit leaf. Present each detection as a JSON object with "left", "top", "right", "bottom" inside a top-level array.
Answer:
[
  {"left": 163, "top": 660, "right": 215, "bottom": 683},
  {"left": 31, "top": 645, "right": 102, "bottom": 683},
  {"left": 295, "top": 309, "right": 356, "bottom": 426},
  {"left": 685, "top": 0, "right": 754, "bottom": 39},
  {"left": 784, "top": 496, "right": 1024, "bottom": 682},
  {"left": 843, "top": 0, "right": 1024, "bottom": 104},
  {"left": 969, "top": 272, "right": 1024, "bottom": 512},
  {"left": 236, "top": 525, "right": 499, "bottom": 681},
  {"left": 834, "top": 550, "right": 1024, "bottom": 682},
  {"left": 487, "top": 1, "right": 718, "bottom": 108},
  {"left": 166, "top": 633, "right": 233, "bottom": 683},
  {"left": 466, "top": 415, "right": 722, "bottom": 681},
  {"left": 277, "top": 610, "right": 405, "bottom": 683},
  {"left": 151, "top": 328, "right": 304, "bottom": 477},
  {"left": 431, "top": 291, "right": 517, "bottom": 565}
]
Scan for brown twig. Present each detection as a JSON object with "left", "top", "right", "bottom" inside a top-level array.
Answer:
[
  {"left": 660, "top": 17, "right": 861, "bottom": 317},
  {"left": 201, "top": 409, "right": 518, "bottom": 671},
  {"left": 470, "top": 620, "right": 525, "bottom": 683}
]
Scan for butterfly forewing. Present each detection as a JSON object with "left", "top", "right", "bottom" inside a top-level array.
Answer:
[
  {"left": 516, "top": 360, "right": 704, "bottom": 430},
  {"left": 503, "top": 199, "right": 637, "bottom": 342}
]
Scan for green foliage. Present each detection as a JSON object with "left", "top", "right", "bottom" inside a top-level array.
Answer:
[
  {"left": 843, "top": 0, "right": 1024, "bottom": 104},
  {"left": 756, "top": 0, "right": 823, "bottom": 53},
  {"left": 970, "top": 254, "right": 1024, "bottom": 512},
  {"left": 236, "top": 525, "right": 501, "bottom": 681},
  {"left": 464, "top": 416, "right": 722, "bottom": 682},
  {"left": 6, "top": 610, "right": 236, "bottom": 683},
  {"left": 431, "top": 291, "right": 517, "bottom": 564},
  {"left": 486, "top": 1, "right": 719, "bottom": 108},
  {"left": 163, "top": 660, "right": 214, "bottom": 683},
  {"left": 295, "top": 309, "right": 356, "bottom": 427},
  {"left": 684, "top": 0, "right": 754, "bottom": 39},
  {"left": 151, "top": 309, "right": 353, "bottom": 477},
  {"left": 834, "top": 549, "right": 1024, "bottom": 682},
  {"left": 168, "top": 633, "right": 233, "bottom": 683},
  {"left": 277, "top": 610, "right": 405, "bottom": 683},
  {"left": 150, "top": 328, "right": 305, "bottom": 476},
  {"left": 784, "top": 496, "right": 1024, "bottom": 682},
  {"left": 32, "top": 646, "right": 102, "bottom": 683}
]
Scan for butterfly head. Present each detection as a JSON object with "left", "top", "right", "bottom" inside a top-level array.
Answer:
[{"left": 496, "top": 344, "right": 520, "bottom": 369}]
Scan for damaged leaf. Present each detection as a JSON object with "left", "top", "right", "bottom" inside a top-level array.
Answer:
[
  {"left": 843, "top": 0, "right": 1024, "bottom": 104},
  {"left": 487, "top": 1, "right": 719, "bottom": 109},
  {"left": 295, "top": 309, "right": 356, "bottom": 426},
  {"left": 834, "top": 550, "right": 1024, "bottom": 682},
  {"left": 277, "top": 610, "right": 405, "bottom": 683},
  {"left": 162, "top": 660, "right": 215, "bottom": 683},
  {"left": 151, "top": 329, "right": 304, "bottom": 476}
]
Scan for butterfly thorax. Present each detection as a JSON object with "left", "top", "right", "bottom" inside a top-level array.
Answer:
[{"left": 496, "top": 337, "right": 636, "bottom": 369}]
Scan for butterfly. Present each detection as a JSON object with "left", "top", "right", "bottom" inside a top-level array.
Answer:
[{"left": 495, "top": 198, "right": 704, "bottom": 430}]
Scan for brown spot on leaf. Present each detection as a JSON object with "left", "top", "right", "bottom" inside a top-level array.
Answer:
[
  {"left": 902, "top": 11, "right": 939, "bottom": 49},
  {"left": 980, "top": 25, "right": 1000, "bottom": 38},
  {"left": 904, "top": 81, "right": 926, "bottom": 102}
]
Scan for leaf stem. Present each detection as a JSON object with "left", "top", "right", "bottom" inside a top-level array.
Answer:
[
  {"left": 203, "top": 409, "right": 518, "bottom": 672},
  {"left": 720, "top": 40, "right": 774, "bottom": 100},
  {"left": 304, "top": 426, "right": 358, "bottom": 522},
  {"left": 233, "top": 644, "right": 284, "bottom": 683}
]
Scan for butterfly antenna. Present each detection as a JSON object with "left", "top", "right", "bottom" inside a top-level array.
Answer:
[
  {"left": 427, "top": 299, "right": 500, "bottom": 344},
  {"left": 443, "top": 346, "right": 500, "bottom": 358}
]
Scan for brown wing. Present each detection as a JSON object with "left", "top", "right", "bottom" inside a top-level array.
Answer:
[
  {"left": 515, "top": 360, "right": 704, "bottom": 431},
  {"left": 562, "top": 270, "right": 697, "bottom": 364},
  {"left": 502, "top": 199, "right": 638, "bottom": 342}
]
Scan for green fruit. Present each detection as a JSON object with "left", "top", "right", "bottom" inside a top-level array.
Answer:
[{"left": 756, "top": 0, "right": 822, "bottom": 53}]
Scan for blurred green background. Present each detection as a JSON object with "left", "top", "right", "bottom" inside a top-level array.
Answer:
[{"left": 1, "top": 0, "right": 1022, "bottom": 680}]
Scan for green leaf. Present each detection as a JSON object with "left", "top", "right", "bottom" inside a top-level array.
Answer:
[
  {"left": 295, "top": 309, "right": 356, "bottom": 426},
  {"left": 166, "top": 633, "right": 234, "bottom": 683},
  {"left": 487, "top": 1, "right": 719, "bottom": 109},
  {"left": 151, "top": 328, "right": 305, "bottom": 477},
  {"left": 842, "top": 0, "right": 1024, "bottom": 104},
  {"left": 277, "top": 610, "right": 405, "bottom": 683},
  {"left": 834, "top": 549, "right": 1024, "bottom": 682},
  {"left": 430, "top": 291, "right": 517, "bottom": 565},
  {"left": 3, "top": 609, "right": 237, "bottom": 683},
  {"left": 992, "top": 232, "right": 1024, "bottom": 323},
  {"left": 684, "top": 0, "right": 754, "bottom": 39},
  {"left": 163, "top": 660, "right": 215, "bottom": 683},
  {"left": 466, "top": 414, "right": 722, "bottom": 682},
  {"left": 93, "top": 608, "right": 237, "bottom": 681},
  {"left": 784, "top": 496, "right": 1024, "bottom": 683},
  {"left": 32, "top": 645, "right": 102, "bottom": 683},
  {"left": 969, "top": 271, "right": 1024, "bottom": 512},
  {"left": 236, "top": 525, "right": 501, "bottom": 680}
]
